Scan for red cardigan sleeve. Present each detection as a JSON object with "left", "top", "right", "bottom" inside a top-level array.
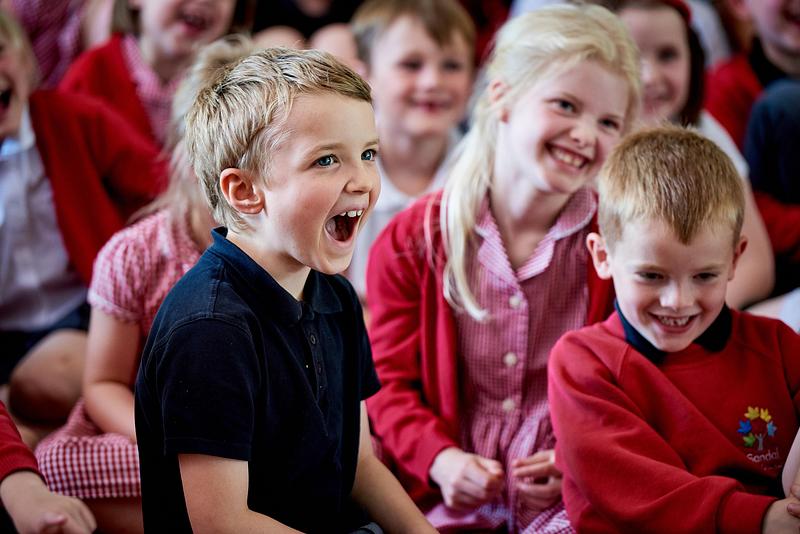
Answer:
[
  {"left": 0, "top": 402, "right": 39, "bottom": 483},
  {"left": 365, "top": 199, "right": 459, "bottom": 501},
  {"left": 705, "top": 55, "right": 763, "bottom": 150},
  {"left": 753, "top": 191, "right": 800, "bottom": 262},
  {"left": 548, "top": 329, "right": 774, "bottom": 534}
]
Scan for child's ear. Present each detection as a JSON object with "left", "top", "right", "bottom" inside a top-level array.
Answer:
[
  {"left": 219, "top": 168, "right": 264, "bottom": 215},
  {"left": 488, "top": 79, "right": 510, "bottom": 123},
  {"left": 728, "top": 235, "right": 749, "bottom": 281},
  {"left": 587, "top": 232, "right": 613, "bottom": 280}
]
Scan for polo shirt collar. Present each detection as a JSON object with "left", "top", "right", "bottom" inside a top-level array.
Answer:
[
  {"left": 616, "top": 301, "right": 732, "bottom": 363},
  {"left": 208, "top": 228, "right": 342, "bottom": 324}
]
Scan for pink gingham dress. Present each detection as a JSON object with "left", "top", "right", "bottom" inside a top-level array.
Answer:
[
  {"left": 426, "top": 187, "right": 596, "bottom": 533},
  {"left": 35, "top": 209, "right": 202, "bottom": 498},
  {"left": 121, "top": 35, "right": 181, "bottom": 147}
]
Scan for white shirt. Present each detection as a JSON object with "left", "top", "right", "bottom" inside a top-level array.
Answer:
[
  {"left": 0, "top": 106, "right": 86, "bottom": 330},
  {"left": 348, "top": 131, "right": 461, "bottom": 297}
]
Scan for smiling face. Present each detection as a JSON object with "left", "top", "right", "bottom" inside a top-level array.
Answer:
[
  {"left": 619, "top": 5, "right": 690, "bottom": 124},
  {"left": 0, "top": 33, "right": 33, "bottom": 144},
  {"left": 593, "top": 219, "right": 745, "bottom": 352},
  {"left": 259, "top": 92, "right": 380, "bottom": 276},
  {"left": 743, "top": 0, "right": 800, "bottom": 64},
  {"left": 132, "top": 0, "right": 237, "bottom": 63},
  {"left": 366, "top": 15, "right": 473, "bottom": 140},
  {"left": 494, "top": 60, "right": 630, "bottom": 197}
]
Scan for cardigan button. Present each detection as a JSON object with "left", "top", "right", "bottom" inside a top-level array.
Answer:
[
  {"left": 503, "top": 352, "right": 518, "bottom": 367},
  {"left": 502, "top": 397, "right": 516, "bottom": 412},
  {"left": 508, "top": 293, "right": 523, "bottom": 309}
]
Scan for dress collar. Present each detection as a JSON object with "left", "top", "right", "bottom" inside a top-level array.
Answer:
[{"left": 616, "top": 301, "right": 732, "bottom": 363}]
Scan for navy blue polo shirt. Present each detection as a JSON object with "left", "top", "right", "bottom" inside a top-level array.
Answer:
[{"left": 135, "top": 228, "right": 380, "bottom": 533}]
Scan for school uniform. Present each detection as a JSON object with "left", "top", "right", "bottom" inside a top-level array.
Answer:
[
  {"left": 705, "top": 39, "right": 788, "bottom": 149},
  {"left": 135, "top": 228, "right": 380, "bottom": 532},
  {"left": 548, "top": 306, "right": 800, "bottom": 533},
  {"left": 60, "top": 34, "right": 178, "bottom": 147},
  {"left": 365, "top": 188, "right": 614, "bottom": 532},
  {"left": 36, "top": 209, "right": 202, "bottom": 500}
]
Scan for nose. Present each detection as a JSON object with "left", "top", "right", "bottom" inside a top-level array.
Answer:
[
  {"left": 418, "top": 64, "right": 442, "bottom": 89},
  {"left": 346, "top": 162, "right": 378, "bottom": 195},
  {"left": 641, "top": 58, "right": 657, "bottom": 87},
  {"left": 660, "top": 281, "right": 694, "bottom": 310},
  {"left": 570, "top": 118, "right": 596, "bottom": 148}
]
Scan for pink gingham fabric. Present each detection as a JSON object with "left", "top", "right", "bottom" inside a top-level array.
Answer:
[
  {"left": 427, "top": 187, "right": 596, "bottom": 533},
  {"left": 88, "top": 209, "right": 202, "bottom": 337},
  {"left": 35, "top": 209, "right": 202, "bottom": 498},
  {"left": 121, "top": 35, "right": 181, "bottom": 146},
  {"left": 11, "top": 0, "right": 82, "bottom": 88}
]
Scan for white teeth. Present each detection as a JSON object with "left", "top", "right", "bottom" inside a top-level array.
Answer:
[
  {"left": 552, "top": 147, "right": 587, "bottom": 168},
  {"left": 356, "top": 209, "right": 363, "bottom": 216},
  {"left": 347, "top": 210, "right": 358, "bottom": 217},
  {"left": 338, "top": 210, "right": 363, "bottom": 218},
  {"left": 656, "top": 316, "right": 690, "bottom": 327}
]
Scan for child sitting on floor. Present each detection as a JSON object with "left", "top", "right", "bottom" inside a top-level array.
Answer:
[
  {"left": 548, "top": 124, "right": 800, "bottom": 533},
  {"left": 134, "top": 47, "right": 436, "bottom": 532}
]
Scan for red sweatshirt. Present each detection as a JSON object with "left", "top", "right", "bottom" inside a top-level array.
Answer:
[
  {"left": 549, "top": 309, "right": 800, "bottom": 533},
  {"left": 0, "top": 401, "right": 38, "bottom": 482},
  {"left": 60, "top": 34, "right": 156, "bottom": 146},
  {"left": 366, "top": 191, "right": 615, "bottom": 506},
  {"left": 30, "top": 90, "right": 162, "bottom": 285}
]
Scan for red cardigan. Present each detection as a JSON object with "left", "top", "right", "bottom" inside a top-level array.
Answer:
[
  {"left": 705, "top": 54, "right": 763, "bottom": 150},
  {"left": 60, "top": 34, "right": 156, "bottom": 146},
  {"left": 30, "top": 90, "right": 162, "bottom": 285},
  {"left": 365, "top": 191, "right": 615, "bottom": 505},
  {"left": 0, "top": 401, "right": 39, "bottom": 483},
  {"left": 549, "top": 311, "right": 800, "bottom": 533}
]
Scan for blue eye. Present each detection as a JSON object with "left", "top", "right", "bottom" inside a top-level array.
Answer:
[
  {"left": 317, "top": 155, "right": 336, "bottom": 167},
  {"left": 362, "top": 149, "right": 377, "bottom": 161},
  {"left": 553, "top": 99, "right": 576, "bottom": 113}
]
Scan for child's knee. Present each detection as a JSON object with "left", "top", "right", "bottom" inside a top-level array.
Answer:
[{"left": 8, "top": 330, "right": 86, "bottom": 422}]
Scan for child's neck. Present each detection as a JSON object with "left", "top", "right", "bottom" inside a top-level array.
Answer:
[
  {"left": 225, "top": 230, "right": 311, "bottom": 302},
  {"left": 490, "top": 167, "right": 575, "bottom": 270},
  {"left": 138, "top": 36, "right": 189, "bottom": 83},
  {"left": 761, "top": 40, "right": 800, "bottom": 77},
  {"left": 377, "top": 126, "right": 450, "bottom": 196}
]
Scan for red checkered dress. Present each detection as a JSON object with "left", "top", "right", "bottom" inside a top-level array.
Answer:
[
  {"left": 425, "top": 188, "right": 596, "bottom": 533},
  {"left": 35, "top": 209, "right": 202, "bottom": 498}
]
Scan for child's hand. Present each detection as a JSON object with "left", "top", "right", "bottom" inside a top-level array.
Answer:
[
  {"left": 511, "top": 449, "right": 563, "bottom": 511},
  {"left": 0, "top": 471, "right": 96, "bottom": 534},
  {"left": 762, "top": 497, "right": 800, "bottom": 533},
  {"left": 429, "top": 447, "right": 504, "bottom": 511}
]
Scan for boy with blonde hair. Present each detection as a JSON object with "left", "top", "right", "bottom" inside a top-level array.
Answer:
[
  {"left": 346, "top": 0, "right": 475, "bottom": 297},
  {"left": 548, "top": 125, "right": 800, "bottom": 533},
  {"left": 134, "top": 47, "right": 435, "bottom": 533}
]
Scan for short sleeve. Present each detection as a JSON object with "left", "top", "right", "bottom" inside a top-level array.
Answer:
[
  {"left": 88, "top": 228, "right": 149, "bottom": 328},
  {"left": 156, "top": 318, "right": 261, "bottom": 460}
]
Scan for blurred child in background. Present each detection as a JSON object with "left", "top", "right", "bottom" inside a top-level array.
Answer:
[
  {"left": 34, "top": 36, "right": 253, "bottom": 534},
  {"left": 59, "top": 0, "right": 254, "bottom": 147},
  {"left": 348, "top": 0, "right": 476, "bottom": 299}
]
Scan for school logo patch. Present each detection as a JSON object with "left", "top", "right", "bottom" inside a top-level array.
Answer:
[{"left": 738, "top": 406, "right": 781, "bottom": 471}]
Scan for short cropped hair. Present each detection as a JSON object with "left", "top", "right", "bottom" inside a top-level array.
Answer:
[
  {"left": 351, "top": 0, "right": 476, "bottom": 68},
  {"left": 598, "top": 124, "right": 744, "bottom": 248},
  {"left": 186, "top": 47, "right": 372, "bottom": 231}
]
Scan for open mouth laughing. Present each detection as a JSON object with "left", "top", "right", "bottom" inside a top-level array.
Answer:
[{"left": 324, "top": 209, "right": 364, "bottom": 243}]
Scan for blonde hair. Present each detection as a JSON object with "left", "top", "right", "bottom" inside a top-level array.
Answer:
[
  {"left": 186, "top": 47, "right": 372, "bottom": 230},
  {"left": 351, "top": 0, "right": 476, "bottom": 67},
  {"left": 134, "top": 35, "right": 255, "bottom": 223},
  {"left": 440, "top": 4, "right": 641, "bottom": 320},
  {"left": 598, "top": 124, "right": 744, "bottom": 248},
  {"left": 0, "top": 9, "right": 39, "bottom": 88}
]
